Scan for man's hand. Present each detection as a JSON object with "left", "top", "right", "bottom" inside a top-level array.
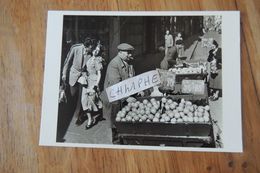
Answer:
[
  {"left": 62, "top": 75, "right": 66, "bottom": 83},
  {"left": 126, "top": 97, "right": 136, "bottom": 103},
  {"left": 137, "top": 91, "right": 145, "bottom": 97},
  {"left": 93, "top": 85, "right": 98, "bottom": 92}
]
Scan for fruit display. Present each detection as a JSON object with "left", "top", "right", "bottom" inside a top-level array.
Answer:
[
  {"left": 116, "top": 97, "right": 211, "bottom": 124},
  {"left": 168, "top": 65, "right": 207, "bottom": 74}
]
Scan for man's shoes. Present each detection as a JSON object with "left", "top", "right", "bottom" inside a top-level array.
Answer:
[
  {"left": 96, "top": 115, "right": 106, "bottom": 122},
  {"left": 99, "top": 117, "right": 106, "bottom": 121},
  {"left": 75, "top": 116, "right": 86, "bottom": 126}
]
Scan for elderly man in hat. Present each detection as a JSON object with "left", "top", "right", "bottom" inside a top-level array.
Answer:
[{"left": 102, "top": 43, "right": 135, "bottom": 131}]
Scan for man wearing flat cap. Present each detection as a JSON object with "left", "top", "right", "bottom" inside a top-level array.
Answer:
[{"left": 102, "top": 43, "right": 135, "bottom": 134}]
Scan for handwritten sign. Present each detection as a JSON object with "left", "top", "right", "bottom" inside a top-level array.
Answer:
[
  {"left": 106, "top": 70, "right": 161, "bottom": 102},
  {"left": 157, "top": 69, "right": 176, "bottom": 90},
  {"left": 181, "top": 80, "right": 205, "bottom": 95}
]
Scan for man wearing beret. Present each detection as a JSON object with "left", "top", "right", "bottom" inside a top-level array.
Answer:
[{"left": 102, "top": 43, "right": 135, "bottom": 137}]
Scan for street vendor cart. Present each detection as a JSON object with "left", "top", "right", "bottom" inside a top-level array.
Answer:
[
  {"left": 113, "top": 96, "right": 215, "bottom": 147},
  {"left": 112, "top": 61, "right": 215, "bottom": 147}
]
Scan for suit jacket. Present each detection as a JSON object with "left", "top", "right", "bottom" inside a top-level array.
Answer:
[{"left": 62, "top": 44, "right": 91, "bottom": 86}]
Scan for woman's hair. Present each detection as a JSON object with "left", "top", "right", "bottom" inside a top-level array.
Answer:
[
  {"left": 95, "top": 42, "right": 106, "bottom": 57},
  {"left": 212, "top": 40, "right": 219, "bottom": 48},
  {"left": 83, "top": 37, "right": 93, "bottom": 47}
]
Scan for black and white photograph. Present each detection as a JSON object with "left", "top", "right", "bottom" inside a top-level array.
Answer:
[{"left": 40, "top": 11, "right": 241, "bottom": 152}]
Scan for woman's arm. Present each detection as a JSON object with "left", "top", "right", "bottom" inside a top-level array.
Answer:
[{"left": 95, "top": 70, "right": 101, "bottom": 87}]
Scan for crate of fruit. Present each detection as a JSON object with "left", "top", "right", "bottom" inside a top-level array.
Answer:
[
  {"left": 168, "top": 62, "right": 208, "bottom": 83},
  {"left": 114, "top": 96, "right": 213, "bottom": 137}
]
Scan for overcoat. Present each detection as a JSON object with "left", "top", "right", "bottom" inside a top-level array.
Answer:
[{"left": 102, "top": 55, "right": 134, "bottom": 128}]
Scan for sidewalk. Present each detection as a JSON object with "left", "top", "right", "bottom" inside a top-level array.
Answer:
[{"left": 64, "top": 116, "right": 112, "bottom": 144}]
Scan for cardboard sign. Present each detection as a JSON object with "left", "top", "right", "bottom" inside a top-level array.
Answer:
[
  {"left": 181, "top": 80, "right": 205, "bottom": 95},
  {"left": 106, "top": 70, "right": 161, "bottom": 102},
  {"left": 157, "top": 69, "right": 176, "bottom": 90}
]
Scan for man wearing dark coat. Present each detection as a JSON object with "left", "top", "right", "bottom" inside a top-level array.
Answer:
[
  {"left": 102, "top": 43, "right": 135, "bottom": 131},
  {"left": 160, "top": 45, "right": 178, "bottom": 70}
]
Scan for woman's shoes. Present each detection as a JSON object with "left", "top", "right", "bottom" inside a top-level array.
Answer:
[
  {"left": 85, "top": 118, "right": 95, "bottom": 130},
  {"left": 86, "top": 120, "right": 93, "bottom": 130},
  {"left": 85, "top": 124, "right": 92, "bottom": 129},
  {"left": 85, "top": 113, "right": 104, "bottom": 129},
  {"left": 209, "top": 92, "right": 219, "bottom": 101},
  {"left": 210, "top": 96, "right": 218, "bottom": 101}
]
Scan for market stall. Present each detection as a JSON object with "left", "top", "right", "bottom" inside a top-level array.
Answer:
[
  {"left": 158, "top": 62, "right": 208, "bottom": 96},
  {"left": 112, "top": 61, "right": 215, "bottom": 147},
  {"left": 168, "top": 61, "right": 208, "bottom": 83}
]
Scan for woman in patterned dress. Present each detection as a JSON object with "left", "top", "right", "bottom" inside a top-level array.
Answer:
[{"left": 81, "top": 41, "right": 104, "bottom": 129}]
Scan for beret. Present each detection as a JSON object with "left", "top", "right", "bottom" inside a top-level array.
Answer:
[{"left": 117, "top": 43, "right": 134, "bottom": 51}]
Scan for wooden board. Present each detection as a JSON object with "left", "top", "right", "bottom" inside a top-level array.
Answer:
[{"left": 1, "top": 0, "right": 260, "bottom": 173}]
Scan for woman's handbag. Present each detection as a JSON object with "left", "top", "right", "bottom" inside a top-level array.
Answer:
[{"left": 59, "top": 81, "right": 67, "bottom": 103}]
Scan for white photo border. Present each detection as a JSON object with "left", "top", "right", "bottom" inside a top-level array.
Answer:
[{"left": 39, "top": 11, "right": 242, "bottom": 152}]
